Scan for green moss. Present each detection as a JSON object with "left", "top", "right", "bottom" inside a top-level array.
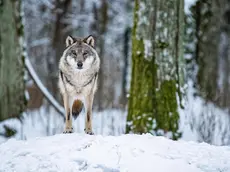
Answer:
[
  {"left": 126, "top": 0, "right": 183, "bottom": 140},
  {"left": 126, "top": 0, "right": 140, "bottom": 133},
  {"left": 155, "top": 80, "right": 181, "bottom": 139},
  {"left": 155, "top": 40, "right": 169, "bottom": 49},
  {"left": 127, "top": 0, "right": 155, "bottom": 132}
]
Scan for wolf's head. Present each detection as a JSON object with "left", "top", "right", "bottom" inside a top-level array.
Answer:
[{"left": 61, "top": 35, "right": 99, "bottom": 71}]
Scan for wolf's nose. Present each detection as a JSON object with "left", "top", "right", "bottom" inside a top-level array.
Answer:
[{"left": 77, "top": 62, "right": 83, "bottom": 68}]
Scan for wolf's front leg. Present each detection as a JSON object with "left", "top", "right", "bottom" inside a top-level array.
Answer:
[
  {"left": 84, "top": 95, "right": 94, "bottom": 135},
  {"left": 63, "top": 94, "right": 73, "bottom": 133}
]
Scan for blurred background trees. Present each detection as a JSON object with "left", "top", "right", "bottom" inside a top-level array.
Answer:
[
  {"left": 185, "top": 0, "right": 230, "bottom": 145},
  {"left": 1, "top": 0, "right": 230, "bottom": 145},
  {"left": 23, "top": 0, "right": 132, "bottom": 110}
]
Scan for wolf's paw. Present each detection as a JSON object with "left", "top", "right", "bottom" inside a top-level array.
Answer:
[
  {"left": 84, "top": 128, "right": 94, "bottom": 135},
  {"left": 63, "top": 127, "right": 73, "bottom": 134}
]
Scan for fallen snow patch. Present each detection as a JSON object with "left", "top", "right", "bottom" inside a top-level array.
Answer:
[{"left": 0, "top": 134, "right": 229, "bottom": 172}]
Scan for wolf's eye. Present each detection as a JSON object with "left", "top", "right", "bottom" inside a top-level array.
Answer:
[
  {"left": 71, "top": 50, "right": 77, "bottom": 56},
  {"left": 83, "top": 52, "right": 88, "bottom": 59}
]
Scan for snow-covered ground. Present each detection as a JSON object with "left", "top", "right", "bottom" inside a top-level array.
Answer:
[
  {"left": 0, "top": 134, "right": 230, "bottom": 172},
  {"left": 1, "top": 93, "right": 230, "bottom": 146},
  {"left": 0, "top": 108, "right": 126, "bottom": 143}
]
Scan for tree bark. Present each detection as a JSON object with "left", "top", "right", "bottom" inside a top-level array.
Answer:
[
  {"left": 192, "top": 0, "right": 230, "bottom": 109},
  {"left": 120, "top": 27, "right": 130, "bottom": 107},
  {"left": 49, "top": 0, "right": 71, "bottom": 100},
  {"left": 0, "top": 0, "right": 26, "bottom": 121},
  {"left": 92, "top": 0, "right": 108, "bottom": 111},
  {"left": 126, "top": 0, "right": 184, "bottom": 140}
]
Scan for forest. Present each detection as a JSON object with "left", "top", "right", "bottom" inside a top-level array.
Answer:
[{"left": 1, "top": 0, "right": 230, "bottom": 147}]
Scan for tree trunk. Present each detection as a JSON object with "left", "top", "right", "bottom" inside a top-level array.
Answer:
[
  {"left": 126, "top": 0, "right": 184, "bottom": 140},
  {"left": 49, "top": 0, "right": 71, "bottom": 100},
  {"left": 120, "top": 27, "right": 131, "bottom": 107},
  {"left": 192, "top": 0, "right": 230, "bottom": 109},
  {"left": 92, "top": 0, "right": 108, "bottom": 111},
  {"left": 0, "top": 0, "right": 26, "bottom": 121}
]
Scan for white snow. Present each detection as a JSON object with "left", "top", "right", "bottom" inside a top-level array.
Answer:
[
  {"left": 0, "top": 134, "right": 230, "bottom": 172},
  {"left": 143, "top": 39, "right": 152, "bottom": 59},
  {"left": 184, "top": 0, "right": 197, "bottom": 14},
  {"left": 0, "top": 108, "right": 126, "bottom": 143},
  {"left": 180, "top": 80, "right": 230, "bottom": 145}
]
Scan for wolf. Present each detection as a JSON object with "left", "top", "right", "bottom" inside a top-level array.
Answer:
[{"left": 58, "top": 35, "right": 100, "bottom": 134}]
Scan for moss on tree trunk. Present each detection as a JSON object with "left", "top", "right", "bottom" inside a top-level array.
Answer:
[
  {"left": 126, "top": 0, "right": 184, "bottom": 140},
  {"left": 0, "top": 0, "right": 26, "bottom": 121}
]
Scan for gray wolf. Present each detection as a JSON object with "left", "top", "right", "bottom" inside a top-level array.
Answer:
[{"left": 58, "top": 35, "right": 100, "bottom": 134}]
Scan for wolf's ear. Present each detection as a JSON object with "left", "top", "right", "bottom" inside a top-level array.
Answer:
[
  {"left": 84, "top": 35, "right": 95, "bottom": 48},
  {"left": 66, "top": 35, "right": 74, "bottom": 47}
]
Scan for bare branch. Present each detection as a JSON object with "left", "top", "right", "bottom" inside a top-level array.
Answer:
[{"left": 25, "top": 56, "right": 65, "bottom": 120}]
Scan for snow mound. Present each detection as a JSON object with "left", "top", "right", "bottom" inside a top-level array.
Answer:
[{"left": 0, "top": 134, "right": 229, "bottom": 172}]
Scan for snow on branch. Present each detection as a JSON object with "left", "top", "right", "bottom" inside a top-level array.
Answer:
[{"left": 25, "top": 56, "right": 65, "bottom": 120}]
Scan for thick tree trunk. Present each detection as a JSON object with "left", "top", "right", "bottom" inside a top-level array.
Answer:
[
  {"left": 126, "top": 0, "right": 184, "bottom": 140},
  {"left": 49, "top": 0, "right": 71, "bottom": 100},
  {"left": 93, "top": 0, "right": 108, "bottom": 111},
  {"left": 0, "top": 0, "right": 25, "bottom": 121},
  {"left": 193, "top": 0, "right": 230, "bottom": 109}
]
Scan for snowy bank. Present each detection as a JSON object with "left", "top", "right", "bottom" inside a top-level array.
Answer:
[
  {"left": 0, "top": 134, "right": 230, "bottom": 172},
  {"left": 0, "top": 109, "right": 126, "bottom": 143}
]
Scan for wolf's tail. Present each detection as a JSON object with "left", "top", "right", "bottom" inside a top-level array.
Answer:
[{"left": 72, "top": 100, "right": 83, "bottom": 119}]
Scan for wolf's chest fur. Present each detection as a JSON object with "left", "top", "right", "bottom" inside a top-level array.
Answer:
[{"left": 59, "top": 68, "right": 97, "bottom": 96}]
